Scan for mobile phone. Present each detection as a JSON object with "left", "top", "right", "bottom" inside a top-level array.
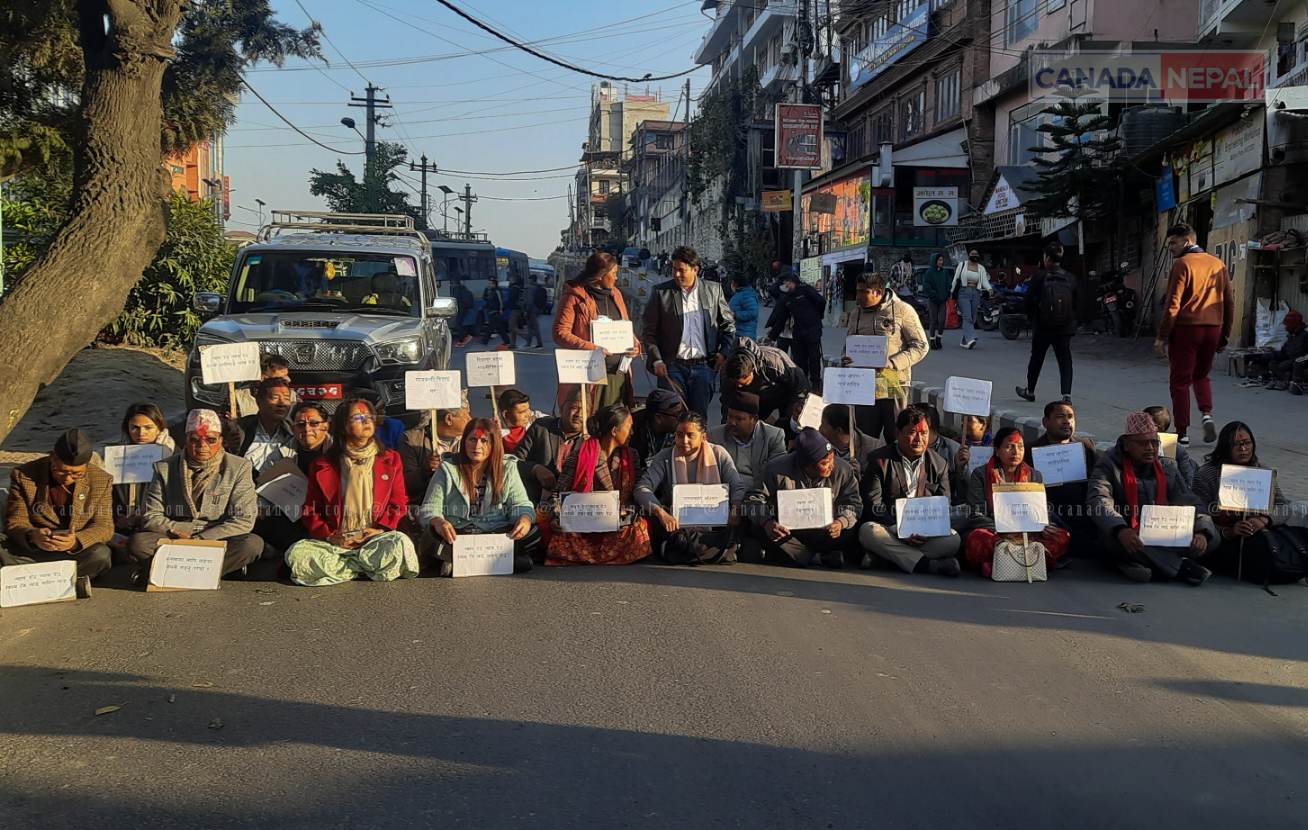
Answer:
[{"left": 51, "top": 530, "right": 73, "bottom": 539}]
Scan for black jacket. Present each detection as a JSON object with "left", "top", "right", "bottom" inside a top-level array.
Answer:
[
  {"left": 1024, "top": 265, "right": 1079, "bottom": 336},
  {"left": 640, "top": 277, "right": 735, "bottom": 370},
  {"left": 861, "top": 444, "right": 952, "bottom": 525},
  {"left": 767, "top": 284, "right": 825, "bottom": 343},
  {"left": 511, "top": 416, "right": 581, "bottom": 506},
  {"left": 720, "top": 337, "right": 810, "bottom": 422}
]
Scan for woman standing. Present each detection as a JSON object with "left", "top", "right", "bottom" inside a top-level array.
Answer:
[
  {"left": 420, "top": 418, "right": 538, "bottom": 576},
  {"left": 111, "top": 403, "right": 176, "bottom": 553},
  {"left": 950, "top": 249, "right": 992, "bottom": 350},
  {"left": 922, "top": 252, "right": 952, "bottom": 351},
  {"left": 546, "top": 404, "right": 652, "bottom": 566},
  {"left": 963, "top": 427, "right": 1068, "bottom": 576},
  {"left": 553, "top": 251, "right": 640, "bottom": 410},
  {"left": 285, "top": 397, "right": 417, "bottom": 587}
]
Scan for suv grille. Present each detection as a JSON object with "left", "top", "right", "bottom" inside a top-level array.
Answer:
[{"left": 261, "top": 339, "right": 371, "bottom": 372}]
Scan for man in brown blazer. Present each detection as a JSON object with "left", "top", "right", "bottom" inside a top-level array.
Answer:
[{"left": 2, "top": 429, "right": 114, "bottom": 579}]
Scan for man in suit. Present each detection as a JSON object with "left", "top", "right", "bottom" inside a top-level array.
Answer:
[
  {"left": 2, "top": 429, "right": 114, "bottom": 581},
  {"left": 128, "top": 409, "right": 264, "bottom": 579},
  {"left": 641, "top": 245, "right": 736, "bottom": 417},
  {"left": 818, "top": 403, "right": 883, "bottom": 478},
  {"left": 707, "top": 391, "right": 786, "bottom": 491}
]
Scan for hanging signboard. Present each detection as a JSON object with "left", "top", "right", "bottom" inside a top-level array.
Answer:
[
  {"left": 849, "top": 4, "right": 929, "bottom": 92},
  {"left": 776, "top": 103, "right": 824, "bottom": 170},
  {"left": 761, "top": 190, "right": 793, "bottom": 212}
]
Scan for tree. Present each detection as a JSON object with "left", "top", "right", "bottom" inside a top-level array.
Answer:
[
  {"left": 0, "top": 1, "right": 318, "bottom": 444},
  {"left": 1019, "top": 89, "right": 1123, "bottom": 228},
  {"left": 308, "top": 141, "right": 418, "bottom": 219}
]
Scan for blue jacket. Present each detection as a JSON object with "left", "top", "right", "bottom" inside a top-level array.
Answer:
[
  {"left": 728, "top": 286, "right": 760, "bottom": 340},
  {"left": 418, "top": 456, "right": 535, "bottom": 533}
]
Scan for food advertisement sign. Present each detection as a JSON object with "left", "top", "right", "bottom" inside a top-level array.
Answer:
[{"left": 913, "top": 187, "right": 958, "bottom": 226}]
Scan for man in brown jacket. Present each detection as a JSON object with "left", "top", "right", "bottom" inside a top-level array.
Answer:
[
  {"left": 1154, "top": 223, "right": 1234, "bottom": 446},
  {"left": 2, "top": 429, "right": 114, "bottom": 579}
]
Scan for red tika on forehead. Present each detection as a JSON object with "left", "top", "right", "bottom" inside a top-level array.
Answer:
[{"left": 472, "top": 428, "right": 488, "bottom": 440}]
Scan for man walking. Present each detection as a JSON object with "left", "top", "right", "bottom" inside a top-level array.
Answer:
[
  {"left": 641, "top": 246, "right": 736, "bottom": 417},
  {"left": 888, "top": 253, "right": 916, "bottom": 297},
  {"left": 1154, "top": 223, "right": 1233, "bottom": 445},
  {"left": 523, "top": 275, "right": 547, "bottom": 348},
  {"left": 1016, "top": 242, "right": 1078, "bottom": 404},
  {"left": 767, "top": 271, "right": 825, "bottom": 388}
]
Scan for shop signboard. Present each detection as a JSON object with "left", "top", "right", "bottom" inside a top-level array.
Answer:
[
  {"left": 913, "top": 187, "right": 959, "bottom": 227},
  {"left": 1212, "top": 116, "right": 1263, "bottom": 186},
  {"left": 776, "top": 103, "right": 824, "bottom": 169},
  {"left": 984, "top": 174, "right": 1020, "bottom": 215},
  {"left": 801, "top": 172, "right": 872, "bottom": 251},
  {"left": 849, "top": 5, "right": 928, "bottom": 92},
  {"left": 761, "top": 190, "right": 793, "bottom": 212}
]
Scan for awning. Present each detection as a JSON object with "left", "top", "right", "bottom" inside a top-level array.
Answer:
[{"left": 892, "top": 128, "right": 969, "bottom": 169}]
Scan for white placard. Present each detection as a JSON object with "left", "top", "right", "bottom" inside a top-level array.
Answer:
[
  {"left": 943, "top": 376, "right": 992, "bottom": 417},
  {"left": 102, "top": 443, "right": 168, "bottom": 485},
  {"left": 845, "top": 335, "right": 889, "bottom": 368},
  {"left": 554, "top": 349, "right": 607, "bottom": 384},
  {"left": 1217, "top": 464, "right": 1275, "bottom": 513},
  {"left": 405, "top": 370, "right": 463, "bottom": 411},
  {"left": 797, "top": 393, "right": 825, "bottom": 430},
  {"left": 466, "top": 351, "right": 516, "bottom": 388},
  {"left": 777, "top": 487, "right": 834, "bottom": 530},
  {"left": 1031, "top": 443, "right": 1087, "bottom": 485},
  {"left": 256, "top": 472, "right": 309, "bottom": 522},
  {"left": 452, "top": 533, "right": 515, "bottom": 577},
  {"left": 559, "top": 491, "right": 621, "bottom": 533},
  {"left": 199, "top": 341, "right": 262, "bottom": 385},
  {"left": 1138, "top": 505, "right": 1196, "bottom": 548},
  {"left": 1158, "top": 432, "right": 1178, "bottom": 459},
  {"left": 673, "top": 484, "right": 731, "bottom": 527},
  {"left": 590, "top": 319, "right": 635, "bottom": 353},
  {"left": 822, "top": 367, "right": 878, "bottom": 406},
  {"left": 895, "top": 495, "right": 952, "bottom": 539},
  {"left": 148, "top": 542, "right": 225, "bottom": 590},
  {"left": 0, "top": 561, "right": 77, "bottom": 608},
  {"left": 966, "top": 445, "right": 994, "bottom": 474},
  {"left": 992, "top": 484, "right": 1050, "bottom": 534}
]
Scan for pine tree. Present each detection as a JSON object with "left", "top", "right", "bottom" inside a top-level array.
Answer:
[{"left": 1019, "top": 89, "right": 1122, "bottom": 224}]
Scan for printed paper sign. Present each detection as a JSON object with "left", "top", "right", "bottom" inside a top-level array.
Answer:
[
  {"left": 845, "top": 335, "right": 888, "bottom": 368},
  {"left": 590, "top": 320, "right": 634, "bottom": 353},
  {"left": 822, "top": 367, "right": 878, "bottom": 406},
  {"left": 966, "top": 445, "right": 994, "bottom": 474},
  {"left": 1139, "top": 505, "right": 1196, "bottom": 548},
  {"left": 405, "top": 370, "right": 462, "bottom": 411},
  {"left": 797, "top": 393, "right": 825, "bottom": 430},
  {"left": 992, "top": 483, "right": 1050, "bottom": 534},
  {"left": 102, "top": 443, "right": 168, "bottom": 485},
  {"left": 559, "top": 491, "right": 621, "bottom": 533},
  {"left": 148, "top": 541, "right": 225, "bottom": 591},
  {"left": 555, "top": 349, "right": 607, "bottom": 384},
  {"left": 256, "top": 472, "right": 309, "bottom": 523},
  {"left": 673, "top": 484, "right": 731, "bottom": 527},
  {"left": 777, "top": 487, "right": 833, "bottom": 530},
  {"left": 466, "top": 351, "right": 516, "bottom": 388},
  {"left": 1158, "top": 432, "right": 1178, "bottom": 459},
  {"left": 943, "top": 377, "right": 992, "bottom": 417},
  {"left": 1031, "top": 443, "right": 1088, "bottom": 485},
  {"left": 199, "top": 341, "right": 261, "bottom": 385},
  {"left": 895, "top": 495, "right": 952, "bottom": 539},
  {"left": 0, "top": 561, "right": 77, "bottom": 608},
  {"left": 1217, "top": 464, "right": 1275, "bottom": 513},
  {"left": 452, "top": 534, "right": 515, "bottom": 577}
]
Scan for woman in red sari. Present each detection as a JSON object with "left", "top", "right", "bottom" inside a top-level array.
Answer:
[{"left": 546, "top": 404, "right": 652, "bottom": 565}]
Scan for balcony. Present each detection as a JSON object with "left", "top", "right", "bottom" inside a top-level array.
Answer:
[
  {"left": 1200, "top": 0, "right": 1273, "bottom": 46},
  {"left": 693, "top": 3, "right": 742, "bottom": 65},
  {"left": 741, "top": 0, "right": 797, "bottom": 56},
  {"left": 759, "top": 60, "right": 799, "bottom": 91}
]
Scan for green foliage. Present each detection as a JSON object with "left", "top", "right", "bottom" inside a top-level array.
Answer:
[
  {"left": 686, "top": 67, "right": 760, "bottom": 202},
  {"left": 1020, "top": 90, "right": 1123, "bottom": 222},
  {"left": 308, "top": 141, "right": 418, "bottom": 220},
  {"left": 720, "top": 210, "right": 776, "bottom": 282},
  {"left": 1, "top": 168, "right": 72, "bottom": 287}
]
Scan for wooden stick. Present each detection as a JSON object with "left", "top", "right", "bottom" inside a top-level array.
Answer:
[
  {"left": 490, "top": 384, "right": 500, "bottom": 425},
  {"left": 579, "top": 383, "right": 589, "bottom": 436},
  {"left": 1237, "top": 508, "right": 1247, "bottom": 582},
  {"left": 848, "top": 404, "right": 857, "bottom": 465},
  {"left": 429, "top": 408, "right": 438, "bottom": 451},
  {"left": 1022, "top": 531, "right": 1032, "bottom": 583},
  {"left": 228, "top": 382, "right": 237, "bottom": 420}
]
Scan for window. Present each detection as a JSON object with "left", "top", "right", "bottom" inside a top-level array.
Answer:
[
  {"left": 871, "top": 106, "right": 895, "bottom": 146},
  {"left": 872, "top": 16, "right": 888, "bottom": 41},
  {"left": 1047, "top": 0, "right": 1066, "bottom": 9},
  {"left": 929, "top": 0, "right": 952, "bottom": 9},
  {"left": 934, "top": 68, "right": 961, "bottom": 122},
  {"left": 901, "top": 88, "right": 926, "bottom": 140},
  {"left": 654, "top": 133, "right": 673, "bottom": 150},
  {"left": 849, "top": 118, "right": 867, "bottom": 160},
  {"left": 597, "top": 180, "right": 610, "bottom": 194},
  {"left": 1007, "top": 0, "right": 1039, "bottom": 47}
]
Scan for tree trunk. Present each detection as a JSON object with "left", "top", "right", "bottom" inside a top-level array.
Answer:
[{"left": 0, "top": 1, "right": 183, "bottom": 444}]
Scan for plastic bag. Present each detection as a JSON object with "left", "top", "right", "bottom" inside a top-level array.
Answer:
[{"left": 1256, "top": 299, "right": 1290, "bottom": 349}]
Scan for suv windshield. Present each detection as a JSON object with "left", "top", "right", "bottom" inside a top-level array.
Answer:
[{"left": 229, "top": 251, "right": 421, "bottom": 316}]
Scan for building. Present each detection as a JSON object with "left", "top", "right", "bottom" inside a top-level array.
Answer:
[
  {"left": 165, "top": 134, "right": 227, "bottom": 225},
  {"left": 694, "top": 0, "right": 803, "bottom": 100},
  {"left": 625, "top": 120, "right": 687, "bottom": 251}
]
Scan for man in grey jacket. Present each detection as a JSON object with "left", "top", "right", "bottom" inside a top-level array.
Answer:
[
  {"left": 127, "top": 409, "right": 264, "bottom": 579},
  {"left": 841, "top": 272, "right": 929, "bottom": 443},
  {"left": 707, "top": 392, "right": 787, "bottom": 491}
]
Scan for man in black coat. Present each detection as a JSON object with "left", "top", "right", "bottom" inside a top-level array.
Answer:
[
  {"left": 1016, "top": 241, "right": 1078, "bottom": 403},
  {"left": 767, "top": 271, "right": 826, "bottom": 388},
  {"left": 510, "top": 390, "right": 585, "bottom": 507},
  {"left": 720, "top": 337, "right": 810, "bottom": 424}
]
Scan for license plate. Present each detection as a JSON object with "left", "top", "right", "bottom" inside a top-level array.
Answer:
[{"left": 293, "top": 384, "right": 344, "bottom": 400}]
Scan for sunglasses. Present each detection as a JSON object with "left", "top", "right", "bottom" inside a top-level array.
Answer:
[{"left": 188, "top": 436, "right": 222, "bottom": 447}]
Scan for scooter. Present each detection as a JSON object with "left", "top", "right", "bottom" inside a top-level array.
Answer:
[{"left": 1096, "top": 265, "right": 1138, "bottom": 337}]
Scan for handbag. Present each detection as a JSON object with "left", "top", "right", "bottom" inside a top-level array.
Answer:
[{"left": 992, "top": 538, "right": 1048, "bottom": 583}]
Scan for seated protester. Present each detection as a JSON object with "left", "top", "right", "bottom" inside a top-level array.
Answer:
[
  {"left": 236, "top": 377, "right": 297, "bottom": 477},
  {"left": 912, "top": 404, "right": 966, "bottom": 505},
  {"left": 2, "top": 429, "right": 114, "bottom": 581},
  {"left": 285, "top": 397, "right": 417, "bottom": 587},
  {"left": 419, "top": 418, "right": 538, "bottom": 576},
  {"left": 720, "top": 339, "right": 810, "bottom": 423},
  {"left": 220, "top": 416, "right": 245, "bottom": 456},
  {"left": 398, "top": 391, "right": 471, "bottom": 505},
  {"left": 1142, "top": 405, "right": 1199, "bottom": 488},
  {"left": 252, "top": 401, "right": 333, "bottom": 557},
  {"left": 111, "top": 403, "right": 176, "bottom": 553},
  {"left": 635, "top": 412, "right": 747, "bottom": 565},
  {"left": 1024, "top": 400, "right": 1100, "bottom": 553},
  {"left": 546, "top": 404, "right": 652, "bottom": 566},
  {"left": 744, "top": 427, "right": 862, "bottom": 568},
  {"left": 497, "top": 388, "right": 534, "bottom": 453},
  {"left": 858, "top": 407, "right": 962, "bottom": 577},
  {"left": 707, "top": 391, "right": 787, "bottom": 491},
  {"left": 233, "top": 354, "right": 293, "bottom": 419},
  {"left": 1086, "top": 411, "right": 1217, "bottom": 585},
  {"left": 1191, "top": 421, "right": 1295, "bottom": 582},
  {"left": 962, "top": 427, "right": 1069, "bottom": 577},
  {"left": 350, "top": 388, "right": 406, "bottom": 450},
  {"left": 289, "top": 402, "right": 333, "bottom": 476},
  {"left": 629, "top": 388, "right": 687, "bottom": 467},
  {"left": 513, "top": 388, "right": 587, "bottom": 507},
  {"left": 129, "top": 409, "right": 264, "bottom": 580},
  {"left": 818, "top": 403, "right": 883, "bottom": 478}
]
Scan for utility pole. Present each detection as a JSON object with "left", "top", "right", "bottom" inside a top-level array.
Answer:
[
  {"left": 791, "top": 0, "right": 813, "bottom": 269},
  {"left": 408, "top": 155, "right": 438, "bottom": 229},
  {"left": 348, "top": 84, "right": 392, "bottom": 172},
  {"left": 460, "top": 184, "right": 478, "bottom": 237}
]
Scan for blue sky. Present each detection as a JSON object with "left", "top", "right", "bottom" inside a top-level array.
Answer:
[{"left": 226, "top": 0, "right": 712, "bottom": 258}]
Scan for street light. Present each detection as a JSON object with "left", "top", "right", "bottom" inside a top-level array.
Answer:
[
  {"left": 438, "top": 185, "right": 454, "bottom": 234},
  {"left": 254, "top": 197, "right": 266, "bottom": 226}
]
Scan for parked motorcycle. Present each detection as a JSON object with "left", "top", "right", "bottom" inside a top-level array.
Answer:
[
  {"left": 1095, "top": 265, "right": 1137, "bottom": 337},
  {"left": 976, "top": 291, "right": 1002, "bottom": 331},
  {"left": 996, "top": 289, "right": 1030, "bottom": 340}
]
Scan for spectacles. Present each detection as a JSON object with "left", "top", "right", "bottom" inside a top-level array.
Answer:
[
  {"left": 466, "top": 434, "right": 492, "bottom": 444},
  {"left": 349, "top": 414, "right": 375, "bottom": 424},
  {"left": 1231, "top": 440, "right": 1254, "bottom": 450},
  {"left": 293, "top": 419, "right": 326, "bottom": 429},
  {"left": 52, "top": 468, "right": 87, "bottom": 480}
]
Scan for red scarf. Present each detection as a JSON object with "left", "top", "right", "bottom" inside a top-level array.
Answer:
[
  {"left": 1123, "top": 459, "right": 1167, "bottom": 530},
  {"left": 984, "top": 456, "right": 1031, "bottom": 505},
  {"left": 569, "top": 438, "right": 634, "bottom": 494},
  {"left": 502, "top": 426, "right": 527, "bottom": 452}
]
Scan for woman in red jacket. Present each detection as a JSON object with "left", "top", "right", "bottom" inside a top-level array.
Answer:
[
  {"left": 285, "top": 397, "right": 418, "bottom": 587},
  {"left": 552, "top": 251, "right": 640, "bottom": 412}
]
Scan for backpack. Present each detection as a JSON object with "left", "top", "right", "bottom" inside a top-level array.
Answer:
[
  {"left": 1242, "top": 526, "right": 1308, "bottom": 586},
  {"left": 1040, "top": 272, "right": 1075, "bottom": 328}
]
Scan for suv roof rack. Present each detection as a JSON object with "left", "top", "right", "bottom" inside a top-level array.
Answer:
[{"left": 258, "top": 210, "right": 431, "bottom": 246}]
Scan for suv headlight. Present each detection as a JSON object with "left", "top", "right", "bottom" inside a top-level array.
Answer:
[
  {"left": 373, "top": 336, "right": 423, "bottom": 365},
  {"left": 191, "top": 332, "right": 234, "bottom": 363}
]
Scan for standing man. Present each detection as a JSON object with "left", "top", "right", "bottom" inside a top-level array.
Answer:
[
  {"left": 840, "top": 273, "right": 929, "bottom": 444},
  {"left": 767, "top": 271, "right": 826, "bottom": 388},
  {"left": 1016, "top": 242, "right": 1078, "bottom": 404},
  {"left": 641, "top": 245, "right": 736, "bottom": 417},
  {"left": 888, "top": 253, "right": 916, "bottom": 297},
  {"left": 523, "top": 275, "right": 547, "bottom": 349},
  {"left": 1154, "top": 223, "right": 1233, "bottom": 445}
]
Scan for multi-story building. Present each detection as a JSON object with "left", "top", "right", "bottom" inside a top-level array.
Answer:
[
  {"left": 625, "top": 120, "right": 687, "bottom": 251},
  {"left": 695, "top": 0, "right": 803, "bottom": 100},
  {"left": 165, "top": 134, "right": 227, "bottom": 225}
]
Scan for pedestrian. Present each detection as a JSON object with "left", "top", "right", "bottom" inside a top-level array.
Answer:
[
  {"left": 1016, "top": 241, "right": 1078, "bottom": 404},
  {"left": 720, "top": 337, "right": 809, "bottom": 423},
  {"left": 728, "top": 273, "right": 760, "bottom": 341},
  {"left": 767, "top": 271, "right": 825, "bottom": 389},
  {"left": 888, "top": 253, "right": 915, "bottom": 297},
  {"left": 921, "top": 252, "right": 952, "bottom": 350},
  {"left": 640, "top": 245, "right": 736, "bottom": 418},
  {"left": 481, "top": 277, "right": 510, "bottom": 346},
  {"left": 553, "top": 251, "right": 640, "bottom": 411},
  {"left": 523, "top": 274, "right": 547, "bottom": 349},
  {"left": 451, "top": 280, "right": 475, "bottom": 347},
  {"left": 506, "top": 276, "right": 526, "bottom": 346},
  {"left": 840, "top": 272, "right": 929, "bottom": 444},
  {"left": 1154, "top": 222, "right": 1233, "bottom": 445},
  {"left": 950, "top": 248, "right": 992, "bottom": 349}
]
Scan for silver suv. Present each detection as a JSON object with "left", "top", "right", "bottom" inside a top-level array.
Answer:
[{"left": 187, "top": 211, "right": 456, "bottom": 420}]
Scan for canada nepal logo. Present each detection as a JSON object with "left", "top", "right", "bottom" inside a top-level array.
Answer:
[{"left": 1032, "top": 52, "right": 1265, "bottom": 103}]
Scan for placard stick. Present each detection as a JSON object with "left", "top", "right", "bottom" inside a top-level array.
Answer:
[
  {"left": 579, "top": 383, "right": 589, "bottom": 436},
  {"left": 1022, "top": 531, "right": 1032, "bottom": 584},
  {"left": 429, "top": 408, "right": 438, "bottom": 450},
  {"left": 848, "top": 404, "right": 857, "bottom": 463},
  {"left": 490, "top": 385, "right": 500, "bottom": 424},
  {"left": 1237, "top": 507, "right": 1247, "bottom": 582},
  {"left": 228, "top": 382, "right": 237, "bottom": 420}
]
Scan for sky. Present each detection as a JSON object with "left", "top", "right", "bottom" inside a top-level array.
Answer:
[{"left": 225, "top": 0, "right": 713, "bottom": 259}]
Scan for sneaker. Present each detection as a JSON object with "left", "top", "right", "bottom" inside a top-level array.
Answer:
[
  {"left": 924, "top": 557, "right": 961, "bottom": 577},
  {"left": 1201, "top": 416, "right": 1217, "bottom": 443},
  {"left": 1015, "top": 386, "right": 1036, "bottom": 402},
  {"left": 1178, "top": 435, "right": 1190, "bottom": 446},
  {"left": 1117, "top": 562, "right": 1153, "bottom": 582},
  {"left": 1062, "top": 394, "right": 1073, "bottom": 404},
  {"left": 1179, "top": 559, "right": 1211, "bottom": 586},
  {"left": 1271, "top": 380, "right": 1290, "bottom": 391},
  {"left": 819, "top": 550, "right": 845, "bottom": 570},
  {"left": 966, "top": 339, "right": 978, "bottom": 350}
]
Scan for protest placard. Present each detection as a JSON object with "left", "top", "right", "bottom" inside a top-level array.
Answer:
[
  {"left": 992, "top": 483, "right": 1050, "bottom": 534},
  {"left": 1031, "top": 443, "right": 1088, "bottom": 485},
  {"left": 966, "top": 445, "right": 994, "bottom": 474},
  {"left": 1217, "top": 464, "right": 1275, "bottom": 513},
  {"left": 452, "top": 534, "right": 515, "bottom": 577},
  {"left": 1139, "top": 505, "right": 1196, "bottom": 547},
  {"left": 943, "top": 377, "right": 992, "bottom": 416},
  {"left": 102, "top": 443, "right": 168, "bottom": 485},
  {"left": 844, "top": 335, "right": 888, "bottom": 368},
  {"left": 559, "top": 491, "right": 621, "bottom": 533},
  {"left": 590, "top": 319, "right": 635, "bottom": 353},
  {"left": 466, "top": 351, "right": 516, "bottom": 388},
  {"left": 554, "top": 349, "right": 607, "bottom": 384},
  {"left": 673, "top": 484, "right": 731, "bottom": 527},
  {"left": 797, "top": 393, "right": 825, "bottom": 430},
  {"left": 894, "top": 495, "right": 952, "bottom": 539},
  {"left": 0, "top": 561, "right": 77, "bottom": 608},
  {"left": 1158, "top": 432, "right": 1178, "bottom": 459},
  {"left": 777, "top": 487, "right": 833, "bottom": 530},
  {"left": 822, "top": 367, "right": 878, "bottom": 406},
  {"left": 256, "top": 472, "right": 309, "bottom": 523},
  {"left": 147, "top": 540, "right": 226, "bottom": 591},
  {"left": 199, "top": 341, "right": 261, "bottom": 385},
  {"left": 404, "top": 370, "right": 463, "bottom": 411}
]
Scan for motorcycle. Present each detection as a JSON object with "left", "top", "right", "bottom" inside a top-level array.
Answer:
[
  {"left": 996, "top": 289, "right": 1030, "bottom": 340},
  {"left": 896, "top": 289, "right": 931, "bottom": 332},
  {"left": 1095, "top": 264, "right": 1137, "bottom": 337},
  {"left": 976, "top": 291, "right": 1002, "bottom": 331}
]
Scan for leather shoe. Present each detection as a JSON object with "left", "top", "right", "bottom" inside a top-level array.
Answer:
[
  {"left": 1117, "top": 562, "right": 1153, "bottom": 582},
  {"left": 924, "top": 557, "right": 961, "bottom": 577},
  {"left": 1179, "top": 559, "right": 1211, "bottom": 586}
]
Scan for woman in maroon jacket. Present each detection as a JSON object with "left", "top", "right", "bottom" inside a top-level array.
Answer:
[
  {"left": 285, "top": 397, "right": 418, "bottom": 587},
  {"left": 552, "top": 251, "right": 640, "bottom": 411}
]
